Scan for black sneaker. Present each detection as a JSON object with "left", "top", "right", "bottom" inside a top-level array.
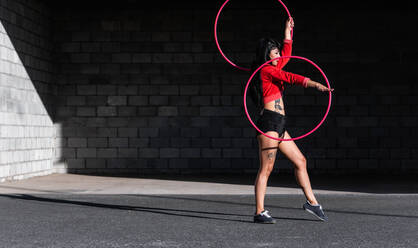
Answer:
[
  {"left": 303, "top": 201, "right": 328, "bottom": 221},
  {"left": 253, "top": 210, "right": 276, "bottom": 224}
]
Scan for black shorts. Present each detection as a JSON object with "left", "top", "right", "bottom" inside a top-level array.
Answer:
[{"left": 254, "top": 109, "right": 287, "bottom": 139}]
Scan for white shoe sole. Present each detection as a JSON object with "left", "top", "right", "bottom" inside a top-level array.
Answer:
[{"left": 303, "top": 205, "right": 327, "bottom": 221}]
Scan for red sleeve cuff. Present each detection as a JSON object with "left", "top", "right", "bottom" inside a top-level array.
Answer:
[
  {"left": 283, "top": 39, "right": 293, "bottom": 44},
  {"left": 303, "top": 77, "right": 310, "bottom": 88}
]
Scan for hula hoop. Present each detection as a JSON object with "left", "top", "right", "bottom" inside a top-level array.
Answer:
[
  {"left": 243, "top": 55, "right": 332, "bottom": 141},
  {"left": 214, "top": 0, "right": 293, "bottom": 71}
]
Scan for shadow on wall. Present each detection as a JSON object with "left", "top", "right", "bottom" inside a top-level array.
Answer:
[
  {"left": 3, "top": 0, "right": 417, "bottom": 179},
  {"left": 43, "top": 0, "right": 262, "bottom": 174}
]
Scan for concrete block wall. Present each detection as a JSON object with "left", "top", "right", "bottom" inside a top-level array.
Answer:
[
  {"left": 48, "top": 0, "right": 417, "bottom": 175},
  {"left": 51, "top": 1, "right": 262, "bottom": 175},
  {"left": 0, "top": 0, "right": 56, "bottom": 182},
  {"left": 1, "top": 0, "right": 417, "bottom": 179}
]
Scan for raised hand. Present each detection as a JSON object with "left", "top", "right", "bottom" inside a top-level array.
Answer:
[{"left": 285, "top": 17, "right": 294, "bottom": 31}]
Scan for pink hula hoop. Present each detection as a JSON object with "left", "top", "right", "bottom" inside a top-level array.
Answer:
[
  {"left": 214, "top": 0, "right": 293, "bottom": 71},
  {"left": 244, "top": 56, "right": 333, "bottom": 141}
]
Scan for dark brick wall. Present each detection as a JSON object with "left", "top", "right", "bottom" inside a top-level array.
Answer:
[{"left": 19, "top": 0, "right": 418, "bottom": 175}]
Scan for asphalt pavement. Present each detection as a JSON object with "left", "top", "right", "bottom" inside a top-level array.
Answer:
[{"left": 0, "top": 173, "right": 417, "bottom": 248}]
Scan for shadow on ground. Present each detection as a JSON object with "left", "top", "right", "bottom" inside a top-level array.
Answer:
[{"left": 62, "top": 172, "right": 418, "bottom": 194}]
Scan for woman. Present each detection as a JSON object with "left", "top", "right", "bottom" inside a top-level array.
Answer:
[{"left": 250, "top": 17, "right": 334, "bottom": 224}]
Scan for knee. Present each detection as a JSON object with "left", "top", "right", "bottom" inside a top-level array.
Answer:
[
  {"left": 259, "top": 164, "right": 274, "bottom": 176},
  {"left": 295, "top": 156, "right": 307, "bottom": 169}
]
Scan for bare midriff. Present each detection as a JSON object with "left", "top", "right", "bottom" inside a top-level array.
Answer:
[{"left": 262, "top": 97, "right": 285, "bottom": 116}]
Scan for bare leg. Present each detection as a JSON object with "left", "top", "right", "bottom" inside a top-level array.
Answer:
[
  {"left": 278, "top": 131, "right": 318, "bottom": 205},
  {"left": 254, "top": 156, "right": 274, "bottom": 214},
  {"left": 255, "top": 132, "right": 279, "bottom": 214},
  {"left": 294, "top": 159, "right": 318, "bottom": 205}
]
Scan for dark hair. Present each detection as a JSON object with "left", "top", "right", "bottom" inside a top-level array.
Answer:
[{"left": 249, "top": 38, "right": 282, "bottom": 114}]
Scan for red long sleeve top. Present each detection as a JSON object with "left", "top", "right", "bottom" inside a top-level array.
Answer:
[{"left": 260, "top": 39, "right": 309, "bottom": 104}]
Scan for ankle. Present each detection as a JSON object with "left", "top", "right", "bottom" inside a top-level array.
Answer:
[
  {"left": 255, "top": 209, "right": 265, "bottom": 215},
  {"left": 308, "top": 200, "right": 319, "bottom": 206}
]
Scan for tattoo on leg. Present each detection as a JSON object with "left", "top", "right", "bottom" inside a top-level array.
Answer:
[
  {"left": 274, "top": 99, "right": 282, "bottom": 111},
  {"left": 267, "top": 152, "right": 275, "bottom": 161}
]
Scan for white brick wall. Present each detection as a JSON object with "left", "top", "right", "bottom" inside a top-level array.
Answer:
[{"left": 0, "top": 1, "right": 56, "bottom": 182}]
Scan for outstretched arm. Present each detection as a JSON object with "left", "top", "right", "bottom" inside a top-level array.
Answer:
[
  {"left": 265, "top": 67, "right": 335, "bottom": 92},
  {"left": 268, "top": 67, "right": 309, "bottom": 87},
  {"left": 305, "top": 79, "right": 335, "bottom": 92}
]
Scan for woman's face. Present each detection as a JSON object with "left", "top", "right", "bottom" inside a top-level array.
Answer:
[{"left": 269, "top": 47, "right": 280, "bottom": 66}]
